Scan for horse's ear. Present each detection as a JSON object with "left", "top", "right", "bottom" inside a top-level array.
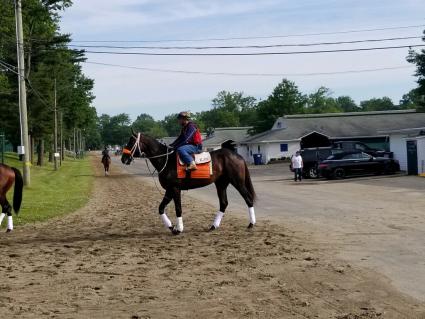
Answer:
[{"left": 131, "top": 127, "right": 136, "bottom": 137}]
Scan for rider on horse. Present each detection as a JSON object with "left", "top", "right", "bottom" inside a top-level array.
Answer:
[
  {"left": 170, "top": 112, "right": 203, "bottom": 171},
  {"left": 101, "top": 146, "right": 110, "bottom": 161}
]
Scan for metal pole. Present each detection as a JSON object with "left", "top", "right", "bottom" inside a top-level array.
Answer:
[
  {"left": 73, "top": 127, "right": 76, "bottom": 158},
  {"left": 14, "top": 0, "right": 30, "bottom": 185},
  {"left": 54, "top": 79, "right": 58, "bottom": 170},
  {"left": 79, "top": 129, "right": 82, "bottom": 158},
  {"left": 60, "top": 111, "right": 63, "bottom": 165}
]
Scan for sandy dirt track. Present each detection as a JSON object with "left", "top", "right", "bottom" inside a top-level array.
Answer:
[{"left": 0, "top": 156, "right": 424, "bottom": 319}]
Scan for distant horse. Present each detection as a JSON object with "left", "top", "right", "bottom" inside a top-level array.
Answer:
[
  {"left": 101, "top": 154, "right": 111, "bottom": 176},
  {"left": 0, "top": 164, "right": 23, "bottom": 232},
  {"left": 121, "top": 132, "right": 256, "bottom": 235}
]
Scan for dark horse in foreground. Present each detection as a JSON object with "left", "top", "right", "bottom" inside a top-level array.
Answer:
[
  {"left": 0, "top": 164, "right": 23, "bottom": 232},
  {"left": 121, "top": 132, "right": 256, "bottom": 234}
]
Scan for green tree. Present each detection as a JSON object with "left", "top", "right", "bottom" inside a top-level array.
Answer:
[
  {"left": 198, "top": 91, "right": 258, "bottom": 130},
  {"left": 335, "top": 96, "right": 359, "bottom": 112},
  {"left": 0, "top": 0, "right": 97, "bottom": 161},
  {"left": 199, "top": 108, "right": 240, "bottom": 129},
  {"left": 360, "top": 97, "right": 395, "bottom": 111},
  {"left": 305, "top": 87, "right": 342, "bottom": 114},
  {"left": 407, "top": 30, "right": 425, "bottom": 111},
  {"left": 399, "top": 89, "right": 422, "bottom": 109},
  {"left": 161, "top": 113, "right": 181, "bottom": 136},
  {"left": 252, "top": 79, "right": 306, "bottom": 134},
  {"left": 99, "top": 113, "right": 131, "bottom": 146},
  {"left": 132, "top": 113, "right": 166, "bottom": 138}
]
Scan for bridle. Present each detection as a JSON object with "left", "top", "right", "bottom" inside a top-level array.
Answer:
[{"left": 123, "top": 132, "right": 174, "bottom": 175}]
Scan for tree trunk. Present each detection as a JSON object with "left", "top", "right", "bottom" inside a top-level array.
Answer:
[{"left": 37, "top": 139, "right": 44, "bottom": 166}]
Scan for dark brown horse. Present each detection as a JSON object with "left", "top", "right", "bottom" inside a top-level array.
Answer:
[
  {"left": 101, "top": 154, "right": 111, "bottom": 176},
  {"left": 121, "top": 132, "right": 256, "bottom": 234},
  {"left": 0, "top": 164, "right": 23, "bottom": 232}
]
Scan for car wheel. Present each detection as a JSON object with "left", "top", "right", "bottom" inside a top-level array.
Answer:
[
  {"left": 308, "top": 167, "right": 318, "bottom": 179},
  {"left": 384, "top": 163, "right": 396, "bottom": 175},
  {"left": 333, "top": 168, "right": 346, "bottom": 179}
]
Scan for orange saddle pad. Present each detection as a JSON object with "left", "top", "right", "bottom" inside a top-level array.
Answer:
[{"left": 177, "top": 153, "right": 213, "bottom": 179}]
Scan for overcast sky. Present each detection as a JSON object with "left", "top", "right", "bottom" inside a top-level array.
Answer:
[{"left": 60, "top": 0, "right": 425, "bottom": 120}]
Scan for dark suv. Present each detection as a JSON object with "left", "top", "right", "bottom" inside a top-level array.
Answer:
[
  {"left": 318, "top": 152, "right": 400, "bottom": 179},
  {"left": 290, "top": 141, "right": 392, "bottom": 178},
  {"left": 298, "top": 148, "right": 342, "bottom": 178},
  {"left": 332, "top": 141, "right": 392, "bottom": 158}
]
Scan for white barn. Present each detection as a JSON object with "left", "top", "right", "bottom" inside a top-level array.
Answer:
[
  {"left": 379, "top": 128, "right": 425, "bottom": 175},
  {"left": 240, "top": 110, "right": 425, "bottom": 165}
]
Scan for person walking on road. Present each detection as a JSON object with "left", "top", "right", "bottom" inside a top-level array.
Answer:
[{"left": 292, "top": 151, "right": 303, "bottom": 182}]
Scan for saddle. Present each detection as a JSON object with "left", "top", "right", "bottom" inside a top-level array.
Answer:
[{"left": 177, "top": 152, "right": 213, "bottom": 179}]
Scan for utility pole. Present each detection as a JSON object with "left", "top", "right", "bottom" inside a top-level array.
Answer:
[
  {"left": 54, "top": 79, "right": 58, "bottom": 170},
  {"left": 14, "top": 0, "right": 30, "bottom": 185},
  {"left": 79, "top": 129, "right": 83, "bottom": 157},
  {"left": 59, "top": 111, "right": 63, "bottom": 165},
  {"left": 73, "top": 127, "right": 76, "bottom": 158}
]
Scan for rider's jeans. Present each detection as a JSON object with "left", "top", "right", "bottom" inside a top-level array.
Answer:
[{"left": 177, "top": 144, "right": 201, "bottom": 164}]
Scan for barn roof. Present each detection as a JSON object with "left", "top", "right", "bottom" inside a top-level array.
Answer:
[
  {"left": 243, "top": 110, "right": 425, "bottom": 144},
  {"left": 203, "top": 127, "right": 252, "bottom": 147}
]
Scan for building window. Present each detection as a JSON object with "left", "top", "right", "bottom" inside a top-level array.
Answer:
[{"left": 280, "top": 143, "right": 288, "bottom": 152}]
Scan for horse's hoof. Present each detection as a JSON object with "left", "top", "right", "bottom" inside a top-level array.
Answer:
[
  {"left": 172, "top": 229, "right": 181, "bottom": 235},
  {"left": 208, "top": 225, "right": 216, "bottom": 232},
  {"left": 6, "top": 229, "right": 12, "bottom": 233},
  {"left": 247, "top": 223, "right": 254, "bottom": 229}
]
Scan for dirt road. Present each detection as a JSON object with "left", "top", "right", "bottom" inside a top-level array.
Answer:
[
  {"left": 0, "top": 156, "right": 424, "bottom": 318},
  {"left": 115, "top": 157, "right": 425, "bottom": 302}
]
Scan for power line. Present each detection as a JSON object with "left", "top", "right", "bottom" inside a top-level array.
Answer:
[
  {"left": 68, "top": 36, "right": 422, "bottom": 50},
  {"left": 82, "top": 44, "right": 425, "bottom": 56},
  {"left": 26, "top": 79, "right": 53, "bottom": 110},
  {"left": 0, "top": 59, "right": 18, "bottom": 70},
  {"left": 84, "top": 61, "right": 414, "bottom": 77},
  {"left": 0, "top": 60, "right": 53, "bottom": 109},
  {"left": 0, "top": 60, "right": 20, "bottom": 76},
  {"left": 70, "top": 24, "right": 425, "bottom": 43}
]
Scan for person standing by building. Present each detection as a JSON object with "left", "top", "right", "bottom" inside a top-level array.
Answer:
[{"left": 292, "top": 151, "right": 303, "bottom": 182}]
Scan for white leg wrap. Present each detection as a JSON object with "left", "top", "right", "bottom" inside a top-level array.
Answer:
[
  {"left": 176, "top": 217, "right": 184, "bottom": 232},
  {"left": 248, "top": 207, "right": 256, "bottom": 225},
  {"left": 213, "top": 211, "right": 224, "bottom": 228},
  {"left": 7, "top": 216, "right": 13, "bottom": 230},
  {"left": 160, "top": 213, "right": 172, "bottom": 228},
  {"left": 0, "top": 213, "right": 5, "bottom": 226}
]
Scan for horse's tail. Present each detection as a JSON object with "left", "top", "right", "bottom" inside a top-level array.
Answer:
[
  {"left": 244, "top": 163, "right": 256, "bottom": 204},
  {"left": 11, "top": 167, "right": 23, "bottom": 214}
]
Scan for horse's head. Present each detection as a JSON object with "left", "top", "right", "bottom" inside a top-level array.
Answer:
[{"left": 121, "top": 130, "right": 146, "bottom": 165}]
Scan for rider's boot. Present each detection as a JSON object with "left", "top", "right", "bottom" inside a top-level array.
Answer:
[{"left": 187, "top": 161, "right": 197, "bottom": 171}]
